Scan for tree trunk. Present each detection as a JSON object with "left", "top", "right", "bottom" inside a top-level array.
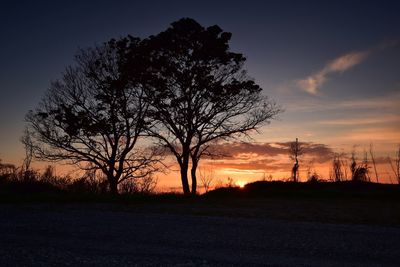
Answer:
[
  {"left": 180, "top": 166, "right": 190, "bottom": 195},
  {"left": 293, "top": 158, "right": 299, "bottom": 182},
  {"left": 108, "top": 176, "right": 119, "bottom": 195},
  {"left": 180, "top": 155, "right": 191, "bottom": 195},
  {"left": 190, "top": 158, "right": 198, "bottom": 195}
]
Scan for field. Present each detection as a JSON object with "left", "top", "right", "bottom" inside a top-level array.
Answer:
[{"left": 0, "top": 181, "right": 400, "bottom": 266}]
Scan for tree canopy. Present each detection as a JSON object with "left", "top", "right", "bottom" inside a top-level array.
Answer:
[
  {"left": 122, "top": 18, "right": 281, "bottom": 194},
  {"left": 25, "top": 41, "right": 159, "bottom": 194}
]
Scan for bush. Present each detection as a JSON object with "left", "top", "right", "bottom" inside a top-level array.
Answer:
[{"left": 307, "top": 172, "right": 321, "bottom": 183}]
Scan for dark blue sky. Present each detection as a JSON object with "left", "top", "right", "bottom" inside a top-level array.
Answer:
[{"left": 0, "top": 0, "right": 399, "bottom": 164}]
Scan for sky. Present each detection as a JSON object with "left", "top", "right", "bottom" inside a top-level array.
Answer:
[{"left": 0, "top": 0, "right": 399, "bottom": 189}]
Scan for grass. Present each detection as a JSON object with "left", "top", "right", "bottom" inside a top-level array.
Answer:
[{"left": 1, "top": 178, "right": 399, "bottom": 226}]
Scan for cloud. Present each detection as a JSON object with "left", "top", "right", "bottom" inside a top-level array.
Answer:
[
  {"left": 285, "top": 90, "right": 400, "bottom": 113},
  {"left": 339, "top": 127, "right": 400, "bottom": 143},
  {"left": 297, "top": 50, "right": 370, "bottom": 95},
  {"left": 210, "top": 159, "right": 290, "bottom": 172},
  {"left": 275, "top": 142, "right": 334, "bottom": 163},
  {"left": 207, "top": 141, "right": 334, "bottom": 163},
  {"left": 318, "top": 114, "right": 400, "bottom": 126},
  {"left": 208, "top": 142, "right": 287, "bottom": 158},
  {"left": 377, "top": 39, "right": 400, "bottom": 50},
  {"left": 326, "top": 51, "right": 370, "bottom": 72}
]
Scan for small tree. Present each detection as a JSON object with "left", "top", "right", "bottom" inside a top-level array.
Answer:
[
  {"left": 369, "top": 143, "right": 379, "bottom": 183},
  {"left": 199, "top": 167, "right": 214, "bottom": 193},
  {"left": 289, "top": 138, "right": 303, "bottom": 182},
  {"left": 388, "top": 145, "right": 400, "bottom": 184},
  {"left": 261, "top": 172, "right": 273, "bottom": 182},
  {"left": 25, "top": 42, "right": 160, "bottom": 194},
  {"left": 20, "top": 128, "right": 34, "bottom": 174},
  {"left": 350, "top": 150, "right": 369, "bottom": 182},
  {"left": 362, "top": 151, "right": 371, "bottom": 182},
  {"left": 331, "top": 153, "right": 344, "bottom": 182},
  {"left": 307, "top": 172, "right": 321, "bottom": 183},
  {"left": 119, "top": 174, "right": 158, "bottom": 194},
  {"left": 350, "top": 150, "right": 357, "bottom": 179}
]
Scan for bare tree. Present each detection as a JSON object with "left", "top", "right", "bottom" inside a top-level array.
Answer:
[
  {"left": 332, "top": 153, "right": 344, "bottom": 182},
  {"left": 350, "top": 149, "right": 369, "bottom": 182},
  {"left": 261, "top": 172, "right": 273, "bottom": 181},
  {"left": 20, "top": 128, "right": 34, "bottom": 173},
  {"left": 388, "top": 145, "right": 400, "bottom": 184},
  {"left": 350, "top": 150, "right": 357, "bottom": 179},
  {"left": 362, "top": 151, "right": 371, "bottom": 182},
  {"left": 369, "top": 143, "right": 379, "bottom": 183},
  {"left": 289, "top": 138, "right": 303, "bottom": 182},
  {"left": 199, "top": 167, "right": 215, "bottom": 193},
  {"left": 132, "top": 18, "right": 281, "bottom": 194},
  {"left": 226, "top": 177, "right": 236, "bottom": 187},
  {"left": 25, "top": 42, "right": 161, "bottom": 194},
  {"left": 119, "top": 174, "right": 158, "bottom": 194}
]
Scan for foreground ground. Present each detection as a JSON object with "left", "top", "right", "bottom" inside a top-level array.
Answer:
[{"left": 0, "top": 202, "right": 399, "bottom": 266}]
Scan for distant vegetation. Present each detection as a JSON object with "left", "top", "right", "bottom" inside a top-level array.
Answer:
[
  {"left": 0, "top": 162, "right": 157, "bottom": 200},
  {"left": 1, "top": 141, "right": 399, "bottom": 198},
  {"left": 205, "top": 180, "right": 400, "bottom": 199},
  {"left": 1, "top": 157, "right": 399, "bottom": 202}
]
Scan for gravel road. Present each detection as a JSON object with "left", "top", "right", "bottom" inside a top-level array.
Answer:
[{"left": 0, "top": 204, "right": 399, "bottom": 266}]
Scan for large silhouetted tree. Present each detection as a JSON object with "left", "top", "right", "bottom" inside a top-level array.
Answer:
[
  {"left": 25, "top": 41, "right": 159, "bottom": 194},
  {"left": 128, "top": 18, "right": 281, "bottom": 194}
]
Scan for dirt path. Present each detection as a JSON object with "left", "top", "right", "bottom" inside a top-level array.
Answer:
[{"left": 0, "top": 204, "right": 399, "bottom": 266}]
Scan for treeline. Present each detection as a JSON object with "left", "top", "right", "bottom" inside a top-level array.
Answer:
[
  {"left": 0, "top": 162, "right": 157, "bottom": 195},
  {"left": 285, "top": 139, "right": 400, "bottom": 185}
]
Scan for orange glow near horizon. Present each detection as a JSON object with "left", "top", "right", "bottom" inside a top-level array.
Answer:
[
  {"left": 236, "top": 181, "right": 246, "bottom": 188},
  {"left": 5, "top": 138, "right": 399, "bottom": 194}
]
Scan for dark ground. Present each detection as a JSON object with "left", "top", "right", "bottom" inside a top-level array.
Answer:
[
  {"left": 0, "top": 201, "right": 399, "bottom": 267},
  {"left": 1, "top": 181, "right": 399, "bottom": 266}
]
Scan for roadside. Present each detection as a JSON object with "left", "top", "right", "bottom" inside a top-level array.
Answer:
[{"left": 0, "top": 203, "right": 399, "bottom": 266}]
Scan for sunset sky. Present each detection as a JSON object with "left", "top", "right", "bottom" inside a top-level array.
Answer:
[{"left": 0, "top": 1, "right": 399, "bottom": 189}]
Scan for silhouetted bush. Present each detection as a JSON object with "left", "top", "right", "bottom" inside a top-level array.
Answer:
[
  {"left": 307, "top": 172, "right": 321, "bottom": 183},
  {"left": 204, "top": 180, "right": 400, "bottom": 199},
  {"left": 119, "top": 175, "right": 158, "bottom": 194}
]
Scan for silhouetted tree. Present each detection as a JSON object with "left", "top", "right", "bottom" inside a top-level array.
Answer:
[
  {"left": 350, "top": 150, "right": 357, "bottom": 179},
  {"left": 350, "top": 150, "right": 369, "bottom": 182},
  {"left": 369, "top": 143, "right": 379, "bottom": 183},
  {"left": 119, "top": 174, "right": 158, "bottom": 194},
  {"left": 389, "top": 145, "right": 400, "bottom": 184},
  {"left": 289, "top": 138, "right": 303, "bottom": 182},
  {"left": 25, "top": 42, "right": 160, "bottom": 194},
  {"left": 20, "top": 128, "right": 34, "bottom": 173},
  {"left": 331, "top": 153, "right": 344, "bottom": 182},
  {"left": 307, "top": 171, "right": 321, "bottom": 183},
  {"left": 127, "top": 18, "right": 281, "bottom": 194},
  {"left": 362, "top": 151, "right": 371, "bottom": 182},
  {"left": 199, "top": 167, "right": 214, "bottom": 193}
]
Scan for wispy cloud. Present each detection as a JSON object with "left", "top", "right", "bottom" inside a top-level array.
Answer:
[
  {"left": 297, "top": 50, "right": 370, "bottom": 94},
  {"left": 318, "top": 114, "right": 400, "bottom": 126},
  {"left": 336, "top": 127, "right": 400, "bottom": 143},
  {"left": 285, "top": 91, "right": 400, "bottom": 112}
]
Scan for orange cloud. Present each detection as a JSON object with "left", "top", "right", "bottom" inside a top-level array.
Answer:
[
  {"left": 203, "top": 141, "right": 334, "bottom": 175},
  {"left": 318, "top": 114, "right": 400, "bottom": 126},
  {"left": 209, "top": 141, "right": 333, "bottom": 161}
]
